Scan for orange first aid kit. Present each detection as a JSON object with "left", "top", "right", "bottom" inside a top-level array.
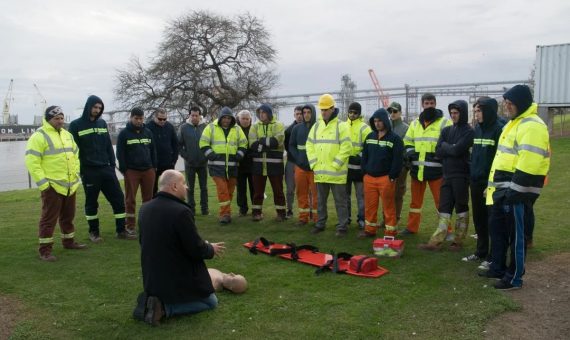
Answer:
[{"left": 373, "top": 236, "right": 404, "bottom": 258}]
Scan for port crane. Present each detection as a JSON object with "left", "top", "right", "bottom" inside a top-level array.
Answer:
[
  {"left": 368, "top": 69, "right": 390, "bottom": 108},
  {"left": 2, "top": 79, "right": 14, "bottom": 124}
]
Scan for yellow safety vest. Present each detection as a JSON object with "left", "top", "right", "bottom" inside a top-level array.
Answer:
[
  {"left": 249, "top": 117, "right": 285, "bottom": 176},
  {"left": 348, "top": 117, "right": 372, "bottom": 158},
  {"left": 199, "top": 119, "right": 247, "bottom": 178}
]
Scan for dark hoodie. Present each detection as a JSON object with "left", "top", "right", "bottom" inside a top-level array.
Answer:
[
  {"left": 470, "top": 97, "right": 504, "bottom": 184},
  {"left": 435, "top": 100, "right": 474, "bottom": 179},
  {"left": 503, "top": 85, "right": 533, "bottom": 117},
  {"left": 361, "top": 108, "right": 404, "bottom": 179},
  {"left": 289, "top": 104, "right": 317, "bottom": 171},
  {"left": 68, "top": 95, "right": 116, "bottom": 171},
  {"left": 249, "top": 103, "right": 285, "bottom": 176},
  {"left": 116, "top": 121, "right": 157, "bottom": 173},
  {"left": 147, "top": 115, "right": 179, "bottom": 169},
  {"left": 284, "top": 118, "right": 300, "bottom": 164}
]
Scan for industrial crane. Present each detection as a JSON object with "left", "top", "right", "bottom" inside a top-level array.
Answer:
[
  {"left": 368, "top": 69, "right": 390, "bottom": 108},
  {"left": 2, "top": 79, "right": 14, "bottom": 124},
  {"left": 33, "top": 83, "right": 48, "bottom": 116}
]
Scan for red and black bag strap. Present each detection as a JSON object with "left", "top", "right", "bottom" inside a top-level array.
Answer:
[
  {"left": 249, "top": 237, "right": 273, "bottom": 255},
  {"left": 354, "top": 256, "right": 371, "bottom": 273}
]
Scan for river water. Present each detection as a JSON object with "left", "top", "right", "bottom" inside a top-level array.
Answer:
[{"left": 0, "top": 141, "right": 185, "bottom": 192}]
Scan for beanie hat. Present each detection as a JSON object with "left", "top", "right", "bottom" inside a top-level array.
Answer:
[
  {"left": 220, "top": 107, "right": 233, "bottom": 117},
  {"left": 45, "top": 106, "right": 64, "bottom": 121},
  {"left": 503, "top": 85, "right": 533, "bottom": 116},
  {"left": 348, "top": 102, "right": 362, "bottom": 116},
  {"left": 131, "top": 107, "right": 145, "bottom": 117}
]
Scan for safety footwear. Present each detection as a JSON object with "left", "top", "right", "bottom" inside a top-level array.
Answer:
[
  {"left": 39, "top": 254, "right": 57, "bottom": 262},
  {"left": 125, "top": 228, "right": 137, "bottom": 236},
  {"left": 117, "top": 231, "right": 138, "bottom": 240},
  {"left": 238, "top": 211, "right": 248, "bottom": 217},
  {"left": 202, "top": 210, "right": 210, "bottom": 216},
  {"left": 64, "top": 242, "right": 87, "bottom": 250},
  {"left": 252, "top": 214, "right": 263, "bottom": 222},
  {"left": 417, "top": 243, "right": 441, "bottom": 251},
  {"left": 478, "top": 270, "right": 503, "bottom": 279},
  {"left": 335, "top": 229, "right": 348, "bottom": 237},
  {"left": 219, "top": 215, "right": 232, "bottom": 224},
  {"left": 144, "top": 296, "right": 165, "bottom": 326},
  {"left": 89, "top": 232, "right": 103, "bottom": 243},
  {"left": 462, "top": 254, "right": 480, "bottom": 262},
  {"left": 310, "top": 226, "right": 325, "bottom": 234},
  {"left": 357, "top": 230, "right": 376, "bottom": 239},
  {"left": 478, "top": 261, "right": 491, "bottom": 270},
  {"left": 398, "top": 229, "right": 415, "bottom": 236},
  {"left": 494, "top": 280, "right": 522, "bottom": 291},
  {"left": 286, "top": 210, "right": 293, "bottom": 219}
]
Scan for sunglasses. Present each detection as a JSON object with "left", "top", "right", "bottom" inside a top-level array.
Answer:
[{"left": 157, "top": 117, "right": 167, "bottom": 121}]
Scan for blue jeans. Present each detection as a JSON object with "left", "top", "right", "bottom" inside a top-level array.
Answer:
[{"left": 164, "top": 293, "right": 218, "bottom": 317}]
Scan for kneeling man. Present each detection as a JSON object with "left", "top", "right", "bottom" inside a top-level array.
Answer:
[{"left": 137, "top": 170, "right": 225, "bottom": 326}]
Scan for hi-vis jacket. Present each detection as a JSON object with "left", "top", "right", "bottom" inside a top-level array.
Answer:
[
  {"left": 403, "top": 110, "right": 451, "bottom": 181},
  {"left": 25, "top": 119, "right": 80, "bottom": 196},
  {"left": 249, "top": 116, "right": 285, "bottom": 177},
  {"left": 306, "top": 109, "right": 352, "bottom": 184},
  {"left": 200, "top": 118, "right": 248, "bottom": 178},
  {"left": 486, "top": 103, "right": 550, "bottom": 205},
  {"left": 347, "top": 116, "right": 372, "bottom": 181}
]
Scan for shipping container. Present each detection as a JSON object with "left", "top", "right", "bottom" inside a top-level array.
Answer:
[{"left": 535, "top": 43, "right": 570, "bottom": 105}]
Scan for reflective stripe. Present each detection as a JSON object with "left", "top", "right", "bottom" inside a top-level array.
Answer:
[
  {"left": 351, "top": 142, "right": 361, "bottom": 147},
  {"left": 237, "top": 150, "right": 245, "bottom": 158},
  {"left": 298, "top": 208, "right": 311, "bottom": 213},
  {"left": 219, "top": 200, "right": 231, "bottom": 207},
  {"left": 456, "top": 211, "right": 468, "bottom": 218},
  {"left": 403, "top": 136, "right": 414, "bottom": 142},
  {"left": 38, "top": 129, "right": 55, "bottom": 150},
  {"left": 44, "top": 147, "right": 75, "bottom": 156},
  {"left": 413, "top": 137, "right": 439, "bottom": 142},
  {"left": 48, "top": 178, "right": 80, "bottom": 188},
  {"left": 126, "top": 138, "right": 151, "bottom": 145},
  {"left": 385, "top": 224, "right": 396, "bottom": 231},
  {"left": 39, "top": 237, "right": 54, "bottom": 244},
  {"left": 312, "top": 139, "right": 339, "bottom": 144},
  {"left": 78, "top": 128, "right": 108, "bottom": 136},
  {"left": 348, "top": 164, "right": 361, "bottom": 170},
  {"left": 365, "top": 220, "right": 378, "bottom": 227},
  {"left": 366, "top": 140, "right": 394, "bottom": 147},
  {"left": 25, "top": 149, "right": 42, "bottom": 157},
  {"left": 509, "top": 182, "right": 542, "bottom": 194},
  {"left": 114, "top": 213, "right": 126, "bottom": 219},
  {"left": 497, "top": 145, "right": 517, "bottom": 155},
  {"left": 251, "top": 204, "right": 263, "bottom": 209},
  {"left": 298, "top": 145, "right": 306, "bottom": 150},
  {"left": 333, "top": 158, "right": 344, "bottom": 166},
  {"left": 340, "top": 137, "right": 351, "bottom": 143},
  {"left": 518, "top": 144, "right": 549, "bottom": 157},
  {"left": 409, "top": 208, "right": 422, "bottom": 213},
  {"left": 210, "top": 141, "right": 226, "bottom": 145},
  {"left": 36, "top": 178, "right": 49, "bottom": 186},
  {"left": 85, "top": 215, "right": 98, "bottom": 221},
  {"left": 274, "top": 205, "right": 286, "bottom": 210},
  {"left": 253, "top": 158, "right": 283, "bottom": 163},
  {"left": 314, "top": 169, "right": 347, "bottom": 177},
  {"left": 209, "top": 161, "right": 236, "bottom": 166},
  {"left": 204, "top": 149, "right": 213, "bottom": 156},
  {"left": 405, "top": 147, "right": 415, "bottom": 153},
  {"left": 440, "top": 118, "right": 449, "bottom": 131},
  {"left": 473, "top": 138, "right": 495, "bottom": 146},
  {"left": 61, "top": 232, "right": 75, "bottom": 239},
  {"left": 411, "top": 161, "right": 442, "bottom": 167},
  {"left": 309, "top": 158, "right": 317, "bottom": 165},
  {"left": 126, "top": 213, "right": 136, "bottom": 218}
]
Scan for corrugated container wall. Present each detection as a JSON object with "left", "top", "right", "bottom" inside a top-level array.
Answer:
[{"left": 535, "top": 43, "right": 570, "bottom": 105}]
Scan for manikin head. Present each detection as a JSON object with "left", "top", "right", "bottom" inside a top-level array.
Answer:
[{"left": 222, "top": 273, "right": 248, "bottom": 294}]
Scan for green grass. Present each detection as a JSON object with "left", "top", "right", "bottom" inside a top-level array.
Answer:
[{"left": 1, "top": 138, "right": 569, "bottom": 339}]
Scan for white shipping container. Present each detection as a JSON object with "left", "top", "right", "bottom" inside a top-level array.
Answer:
[{"left": 535, "top": 43, "right": 570, "bottom": 106}]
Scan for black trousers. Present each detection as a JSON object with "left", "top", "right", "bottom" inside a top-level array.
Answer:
[
  {"left": 81, "top": 165, "right": 126, "bottom": 234},
  {"left": 185, "top": 165, "right": 209, "bottom": 215},
  {"left": 236, "top": 171, "right": 254, "bottom": 215},
  {"left": 153, "top": 166, "right": 175, "bottom": 195},
  {"left": 439, "top": 177, "right": 470, "bottom": 215},
  {"left": 470, "top": 181, "right": 489, "bottom": 259}
]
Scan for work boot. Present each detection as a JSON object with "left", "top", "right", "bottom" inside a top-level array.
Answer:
[
  {"left": 417, "top": 243, "right": 441, "bottom": 251},
  {"left": 310, "top": 226, "right": 325, "bottom": 234},
  {"left": 335, "top": 229, "right": 348, "bottom": 238},
  {"left": 286, "top": 210, "right": 293, "bottom": 219},
  {"left": 202, "top": 209, "right": 210, "bottom": 216},
  {"left": 219, "top": 215, "right": 232, "bottom": 224},
  {"left": 39, "top": 254, "right": 57, "bottom": 262},
  {"left": 144, "top": 296, "right": 165, "bottom": 327},
  {"left": 357, "top": 230, "right": 376, "bottom": 239},
  {"left": 64, "top": 242, "right": 88, "bottom": 250},
  {"left": 89, "top": 232, "right": 103, "bottom": 243},
  {"left": 117, "top": 231, "right": 138, "bottom": 240}
]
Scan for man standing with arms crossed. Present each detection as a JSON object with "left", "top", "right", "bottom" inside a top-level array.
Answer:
[
  {"left": 306, "top": 94, "right": 352, "bottom": 237},
  {"left": 284, "top": 106, "right": 304, "bottom": 219},
  {"left": 147, "top": 108, "right": 178, "bottom": 195},
  {"left": 69, "top": 95, "right": 134, "bottom": 242}
]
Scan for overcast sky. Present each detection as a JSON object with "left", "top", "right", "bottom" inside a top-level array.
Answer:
[{"left": 1, "top": 0, "right": 569, "bottom": 124}]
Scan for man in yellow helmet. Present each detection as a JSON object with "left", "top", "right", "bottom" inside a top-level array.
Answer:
[
  {"left": 306, "top": 94, "right": 353, "bottom": 237},
  {"left": 25, "top": 106, "right": 87, "bottom": 261},
  {"left": 480, "top": 85, "right": 550, "bottom": 290}
]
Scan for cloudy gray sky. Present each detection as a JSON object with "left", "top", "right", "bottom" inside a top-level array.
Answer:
[{"left": 1, "top": 0, "right": 569, "bottom": 123}]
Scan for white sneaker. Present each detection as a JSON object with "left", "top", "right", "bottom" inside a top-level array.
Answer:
[
  {"left": 478, "top": 261, "right": 491, "bottom": 270},
  {"left": 462, "top": 254, "right": 480, "bottom": 262}
]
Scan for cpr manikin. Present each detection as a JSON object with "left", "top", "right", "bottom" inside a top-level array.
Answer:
[{"left": 208, "top": 268, "right": 248, "bottom": 294}]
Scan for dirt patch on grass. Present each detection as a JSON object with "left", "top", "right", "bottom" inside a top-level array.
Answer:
[
  {"left": 485, "top": 253, "right": 570, "bottom": 340},
  {"left": 0, "top": 295, "right": 23, "bottom": 339}
]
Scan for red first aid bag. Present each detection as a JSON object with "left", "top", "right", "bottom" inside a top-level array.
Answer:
[{"left": 349, "top": 255, "right": 378, "bottom": 273}]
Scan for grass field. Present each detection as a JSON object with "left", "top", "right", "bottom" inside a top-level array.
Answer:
[{"left": 1, "top": 137, "right": 568, "bottom": 339}]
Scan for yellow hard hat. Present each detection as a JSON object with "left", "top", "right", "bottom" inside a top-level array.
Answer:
[{"left": 317, "top": 94, "right": 336, "bottom": 110}]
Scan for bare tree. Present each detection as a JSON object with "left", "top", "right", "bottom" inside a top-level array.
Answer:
[{"left": 115, "top": 10, "right": 278, "bottom": 119}]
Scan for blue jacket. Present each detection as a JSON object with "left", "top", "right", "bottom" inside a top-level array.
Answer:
[
  {"left": 147, "top": 119, "right": 179, "bottom": 169},
  {"left": 116, "top": 122, "right": 157, "bottom": 173},
  {"left": 289, "top": 104, "right": 316, "bottom": 171}
]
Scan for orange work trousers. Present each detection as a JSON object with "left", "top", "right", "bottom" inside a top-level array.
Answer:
[
  {"left": 364, "top": 174, "right": 397, "bottom": 236},
  {"left": 295, "top": 167, "right": 318, "bottom": 223},
  {"left": 212, "top": 176, "right": 237, "bottom": 218},
  {"left": 406, "top": 177, "right": 443, "bottom": 233}
]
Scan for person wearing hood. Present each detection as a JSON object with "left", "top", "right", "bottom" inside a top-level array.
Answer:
[
  {"left": 69, "top": 95, "right": 134, "bottom": 242},
  {"left": 481, "top": 85, "right": 550, "bottom": 290},
  {"left": 199, "top": 107, "right": 248, "bottom": 224},
  {"left": 387, "top": 102, "right": 409, "bottom": 226},
  {"left": 236, "top": 110, "right": 255, "bottom": 217},
  {"left": 306, "top": 94, "right": 352, "bottom": 237},
  {"left": 289, "top": 104, "right": 319, "bottom": 225},
  {"left": 401, "top": 93, "right": 452, "bottom": 235},
  {"left": 25, "top": 106, "right": 86, "bottom": 261},
  {"left": 461, "top": 97, "right": 504, "bottom": 268},
  {"left": 283, "top": 106, "right": 304, "bottom": 219},
  {"left": 418, "top": 100, "right": 474, "bottom": 251},
  {"left": 360, "top": 108, "right": 404, "bottom": 238},
  {"left": 249, "top": 103, "right": 287, "bottom": 222},
  {"left": 116, "top": 107, "right": 157, "bottom": 236},
  {"left": 345, "top": 102, "right": 372, "bottom": 232},
  {"left": 179, "top": 106, "right": 209, "bottom": 216},
  {"left": 147, "top": 108, "right": 179, "bottom": 195}
]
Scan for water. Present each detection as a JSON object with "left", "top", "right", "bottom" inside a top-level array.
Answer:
[{"left": 0, "top": 141, "right": 185, "bottom": 192}]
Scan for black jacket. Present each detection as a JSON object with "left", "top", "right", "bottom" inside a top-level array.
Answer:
[
  {"left": 116, "top": 122, "right": 157, "bottom": 173},
  {"left": 470, "top": 98, "right": 504, "bottom": 184},
  {"left": 139, "top": 192, "right": 215, "bottom": 304},
  {"left": 362, "top": 108, "right": 403, "bottom": 179},
  {"left": 147, "top": 120, "right": 179, "bottom": 169},
  {"left": 284, "top": 120, "right": 300, "bottom": 164},
  {"left": 68, "top": 95, "right": 115, "bottom": 171},
  {"left": 179, "top": 121, "right": 208, "bottom": 168},
  {"left": 289, "top": 104, "right": 316, "bottom": 171},
  {"left": 435, "top": 100, "right": 474, "bottom": 179}
]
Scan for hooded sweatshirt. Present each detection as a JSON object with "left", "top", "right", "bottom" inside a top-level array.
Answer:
[
  {"left": 470, "top": 97, "right": 504, "bottom": 184},
  {"left": 361, "top": 108, "right": 404, "bottom": 179},
  {"left": 116, "top": 121, "right": 157, "bottom": 173},
  {"left": 284, "top": 118, "right": 300, "bottom": 164},
  {"left": 435, "top": 100, "right": 474, "bottom": 179},
  {"left": 68, "top": 95, "right": 116, "bottom": 171},
  {"left": 179, "top": 119, "right": 208, "bottom": 168},
  {"left": 289, "top": 104, "right": 317, "bottom": 171},
  {"left": 147, "top": 116, "right": 179, "bottom": 169}
]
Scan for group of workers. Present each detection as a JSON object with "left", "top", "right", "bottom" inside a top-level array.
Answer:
[{"left": 23, "top": 83, "right": 550, "bottom": 325}]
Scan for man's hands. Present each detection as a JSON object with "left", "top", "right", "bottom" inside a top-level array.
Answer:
[{"left": 211, "top": 242, "right": 226, "bottom": 257}]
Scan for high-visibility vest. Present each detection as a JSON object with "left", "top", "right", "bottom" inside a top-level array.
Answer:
[
  {"left": 249, "top": 117, "right": 285, "bottom": 176},
  {"left": 306, "top": 116, "right": 352, "bottom": 184},
  {"left": 25, "top": 119, "right": 80, "bottom": 196},
  {"left": 347, "top": 117, "right": 372, "bottom": 170},
  {"left": 200, "top": 120, "right": 247, "bottom": 178},
  {"left": 486, "top": 103, "right": 550, "bottom": 205},
  {"left": 403, "top": 117, "right": 451, "bottom": 181}
]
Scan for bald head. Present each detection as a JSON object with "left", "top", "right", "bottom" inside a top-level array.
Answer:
[{"left": 158, "top": 170, "right": 187, "bottom": 200}]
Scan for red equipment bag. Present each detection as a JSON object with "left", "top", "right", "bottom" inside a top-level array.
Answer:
[{"left": 349, "top": 255, "right": 378, "bottom": 273}]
